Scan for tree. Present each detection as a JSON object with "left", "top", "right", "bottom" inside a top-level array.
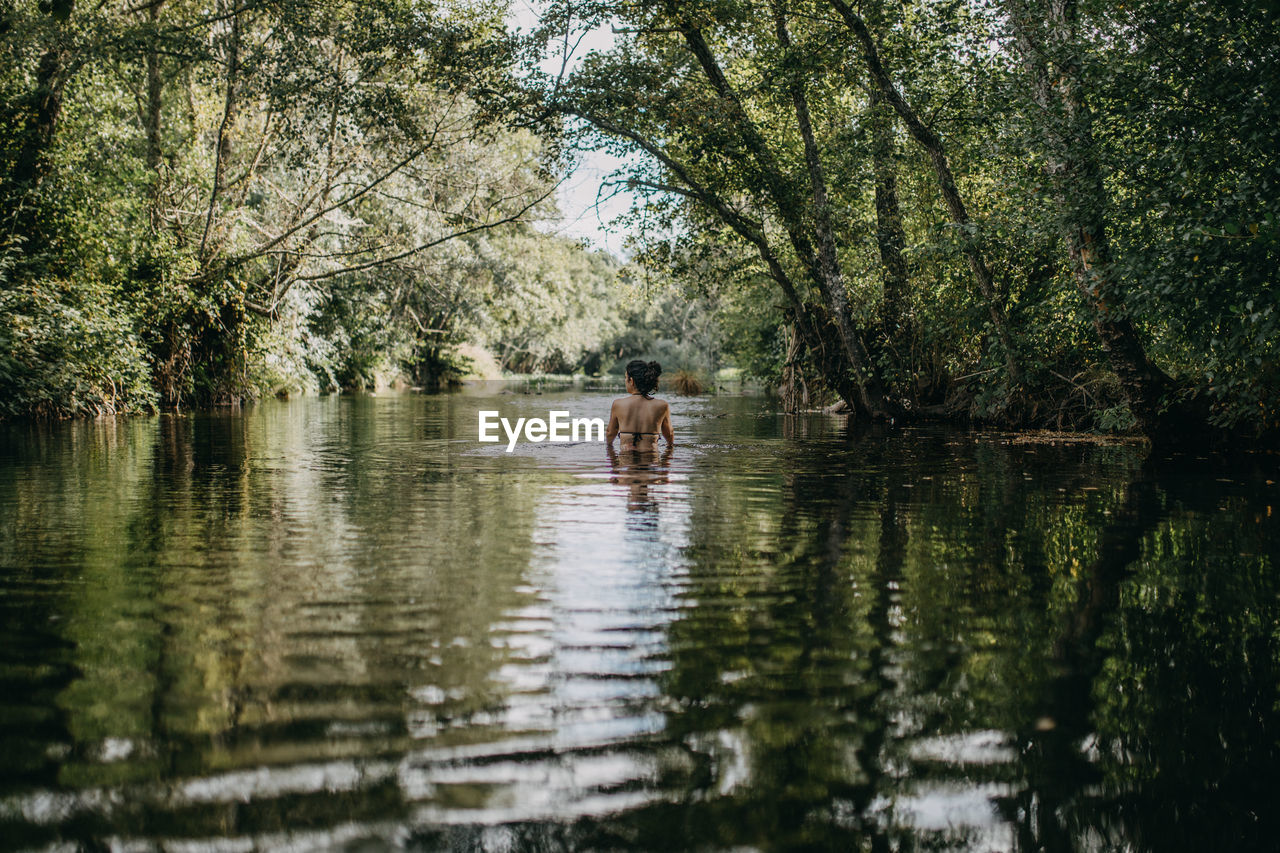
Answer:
[
  {"left": 527, "top": 0, "right": 913, "bottom": 417},
  {"left": 1003, "top": 0, "right": 1175, "bottom": 435},
  {"left": 829, "top": 0, "right": 1022, "bottom": 388},
  {"left": 1, "top": 0, "right": 605, "bottom": 416}
]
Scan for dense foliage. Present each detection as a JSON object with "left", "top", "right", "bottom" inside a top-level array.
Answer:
[
  {"left": 0, "top": 0, "right": 626, "bottom": 417},
  {"left": 3, "top": 0, "right": 1276, "bottom": 439},
  {"left": 521, "top": 0, "right": 1279, "bottom": 437}
]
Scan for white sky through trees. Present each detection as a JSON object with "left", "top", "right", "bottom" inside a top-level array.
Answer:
[{"left": 508, "top": 0, "right": 637, "bottom": 258}]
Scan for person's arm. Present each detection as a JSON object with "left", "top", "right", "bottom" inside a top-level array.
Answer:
[
  {"left": 605, "top": 400, "right": 620, "bottom": 446},
  {"left": 660, "top": 402, "right": 674, "bottom": 446}
]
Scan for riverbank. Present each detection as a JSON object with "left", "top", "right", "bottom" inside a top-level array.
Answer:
[{"left": 8, "top": 381, "right": 1276, "bottom": 451}]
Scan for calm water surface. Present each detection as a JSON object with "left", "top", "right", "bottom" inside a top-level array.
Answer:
[{"left": 1, "top": 388, "right": 1277, "bottom": 851}]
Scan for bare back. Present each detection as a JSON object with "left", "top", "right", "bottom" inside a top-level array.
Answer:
[{"left": 608, "top": 395, "right": 673, "bottom": 450}]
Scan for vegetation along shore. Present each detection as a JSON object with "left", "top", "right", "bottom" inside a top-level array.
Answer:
[{"left": 1, "top": 0, "right": 1275, "bottom": 445}]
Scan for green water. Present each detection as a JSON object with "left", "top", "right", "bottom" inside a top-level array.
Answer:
[{"left": 1, "top": 389, "right": 1277, "bottom": 851}]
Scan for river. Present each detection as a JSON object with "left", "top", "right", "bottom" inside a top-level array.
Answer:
[{"left": 1, "top": 387, "right": 1277, "bottom": 851}]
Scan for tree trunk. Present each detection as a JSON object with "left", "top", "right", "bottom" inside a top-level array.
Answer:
[
  {"left": 144, "top": 2, "right": 165, "bottom": 233},
  {"left": 829, "top": 0, "right": 1022, "bottom": 387},
  {"left": 3, "top": 4, "right": 78, "bottom": 251},
  {"left": 868, "top": 84, "right": 912, "bottom": 352},
  {"left": 771, "top": 1, "right": 892, "bottom": 418},
  {"left": 199, "top": 3, "right": 240, "bottom": 261},
  {"left": 144, "top": 2, "right": 164, "bottom": 173},
  {"left": 10, "top": 50, "right": 71, "bottom": 195},
  {"left": 1006, "top": 0, "right": 1173, "bottom": 434},
  {"left": 560, "top": 108, "right": 856, "bottom": 407},
  {"left": 780, "top": 323, "right": 810, "bottom": 413},
  {"left": 671, "top": 7, "right": 890, "bottom": 418}
]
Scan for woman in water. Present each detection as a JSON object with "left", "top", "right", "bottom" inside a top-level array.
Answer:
[{"left": 606, "top": 359, "right": 675, "bottom": 451}]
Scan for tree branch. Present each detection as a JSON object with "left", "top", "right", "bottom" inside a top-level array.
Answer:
[{"left": 287, "top": 182, "right": 559, "bottom": 287}]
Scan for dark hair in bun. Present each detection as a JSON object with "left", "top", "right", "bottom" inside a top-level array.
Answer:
[{"left": 626, "top": 359, "right": 662, "bottom": 398}]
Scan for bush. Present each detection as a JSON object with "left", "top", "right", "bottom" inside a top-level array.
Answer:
[
  {"left": 0, "top": 273, "right": 157, "bottom": 418},
  {"left": 671, "top": 369, "right": 704, "bottom": 395}
]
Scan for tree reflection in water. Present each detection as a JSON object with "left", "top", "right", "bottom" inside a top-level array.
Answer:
[{"left": 1, "top": 394, "right": 1277, "bottom": 851}]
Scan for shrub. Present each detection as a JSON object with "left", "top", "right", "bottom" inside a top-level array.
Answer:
[{"left": 671, "top": 369, "right": 704, "bottom": 396}]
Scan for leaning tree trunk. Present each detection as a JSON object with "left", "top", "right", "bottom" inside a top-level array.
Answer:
[
  {"left": 570, "top": 107, "right": 870, "bottom": 415},
  {"left": 830, "top": 0, "right": 1022, "bottom": 388},
  {"left": 670, "top": 6, "right": 893, "bottom": 419},
  {"left": 771, "top": 1, "right": 893, "bottom": 418},
  {"left": 1006, "top": 0, "right": 1173, "bottom": 434}
]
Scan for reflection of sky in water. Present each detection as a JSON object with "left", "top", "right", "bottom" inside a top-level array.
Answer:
[{"left": 430, "top": 472, "right": 691, "bottom": 819}]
